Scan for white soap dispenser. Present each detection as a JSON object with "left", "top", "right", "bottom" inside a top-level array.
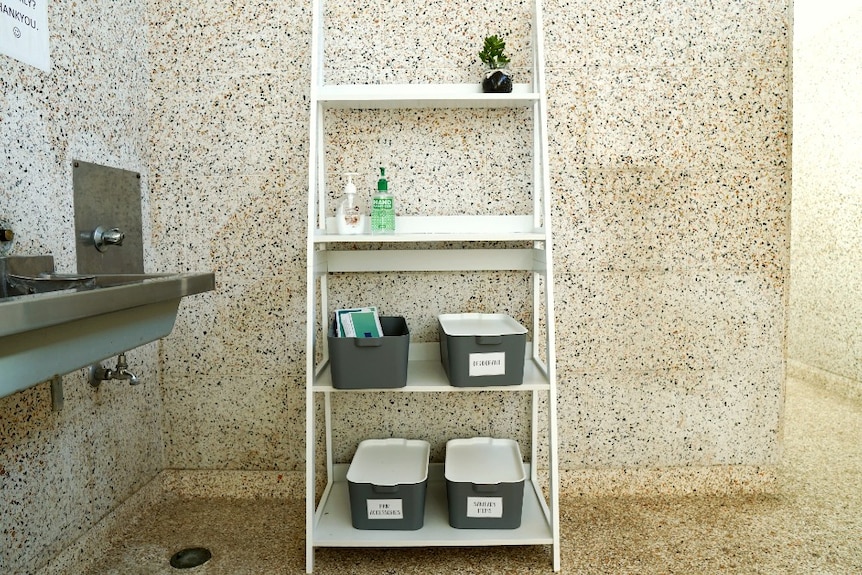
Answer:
[{"left": 336, "top": 172, "right": 365, "bottom": 235}]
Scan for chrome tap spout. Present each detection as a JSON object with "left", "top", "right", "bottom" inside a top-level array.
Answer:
[
  {"left": 92, "top": 226, "right": 125, "bottom": 252},
  {"left": 114, "top": 353, "right": 140, "bottom": 385},
  {"left": 89, "top": 353, "right": 141, "bottom": 387}
]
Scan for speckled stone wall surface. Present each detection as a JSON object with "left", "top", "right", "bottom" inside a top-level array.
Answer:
[
  {"left": 548, "top": 0, "right": 789, "bottom": 477},
  {"left": 789, "top": 2, "right": 862, "bottom": 399},
  {"left": 152, "top": 0, "right": 790, "bottom": 475},
  {"left": 0, "top": 1, "right": 162, "bottom": 573},
  {"left": 147, "top": 0, "right": 312, "bottom": 471}
]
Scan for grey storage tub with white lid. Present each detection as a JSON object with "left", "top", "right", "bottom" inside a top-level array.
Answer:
[
  {"left": 346, "top": 438, "right": 430, "bottom": 530},
  {"left": 438, "top": 313, "right": 527, "bottom": 387},
  {"left": 444, "top": 437, "right": 525, "bottom": 529}
]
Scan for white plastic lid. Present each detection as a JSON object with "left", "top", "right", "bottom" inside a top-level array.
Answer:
[
  {"left": 346, "top": 438, "right": 430, "bottom": 486},
  {"left": 444, "top": 437, "right": 525, "bottom": 484},
  {"left": 438, "top": 313, "right": 527, "bottom": 337}
]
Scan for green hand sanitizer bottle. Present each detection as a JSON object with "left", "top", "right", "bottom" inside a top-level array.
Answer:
[{"left": 371, "top": 167, "right": 395, "bottom": 234}]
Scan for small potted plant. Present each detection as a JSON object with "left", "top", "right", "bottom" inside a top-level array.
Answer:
[{"left": 478, "top": 34, "right": 513, "bottom": 93}]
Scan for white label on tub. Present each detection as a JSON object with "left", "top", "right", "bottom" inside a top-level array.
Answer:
[
  {"left": 367, "top": 499, "right": 403, "bottom": 519},
  {"left": 467, "top": 497, "right": 503, "bottom": 518},
  {"left": 468, "top": 352, "right": 506, "bottom": 377}
]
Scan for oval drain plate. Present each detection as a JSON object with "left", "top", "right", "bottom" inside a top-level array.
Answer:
[{"left": 170, "top": 547, "right": 212, "bottom": 569}]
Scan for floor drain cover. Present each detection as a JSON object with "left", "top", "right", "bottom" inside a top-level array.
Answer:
[{"left": 170, "top": 547, "right": 212, "bottom": 569}]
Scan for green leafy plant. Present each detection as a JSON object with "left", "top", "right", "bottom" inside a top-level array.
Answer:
[{"left": 478, "top": 35, "right": 511, "bottom": 69}]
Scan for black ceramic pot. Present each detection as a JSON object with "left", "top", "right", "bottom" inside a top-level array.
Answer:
[{"left": 482, "top": 68, "right": 513, "bottom": 93}]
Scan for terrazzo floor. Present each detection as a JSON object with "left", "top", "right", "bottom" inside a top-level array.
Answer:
[{"left": 79, "top": 376, "right": 861, "bottom": 574}]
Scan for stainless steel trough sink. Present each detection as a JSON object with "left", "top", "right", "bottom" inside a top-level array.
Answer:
[{"left": 0, "top": 256, "right": 215, "bottom": 398}]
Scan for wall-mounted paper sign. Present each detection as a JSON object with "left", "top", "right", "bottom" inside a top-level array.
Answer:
[{"left": 1, "top": 0, "right": 50, "bottom": 72}]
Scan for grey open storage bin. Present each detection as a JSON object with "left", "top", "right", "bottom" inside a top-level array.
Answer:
[
  {"left": 445, "top": 437, "right": 526, "bottom": 529},
  {"left": 328, "top": 316, "right": 409, "bottom": 389},
  {"left": 346, "top": 438, "right": 431, "bottom": 530},
  {"left": 438, "top": 313, "right": 527, "bottom": 387}
]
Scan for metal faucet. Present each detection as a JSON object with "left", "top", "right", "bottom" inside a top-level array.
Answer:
[
  {"left": 113, "top": 353, "right": 140, "bottom": 384},
  {"left": 89, "top": 353, "right": 141, "bottom": 386}
]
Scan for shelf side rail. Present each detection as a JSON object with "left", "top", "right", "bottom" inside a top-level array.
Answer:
[
  {"left": 532, "top": 0, "right": 561, "bottom": 570},
  {"left": 307, "top": 1, "right": 324, "bottom": 571}
]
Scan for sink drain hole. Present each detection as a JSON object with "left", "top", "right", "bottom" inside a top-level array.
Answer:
[{"left": 170, "top": 547, "right": 212, "bottom": 569}]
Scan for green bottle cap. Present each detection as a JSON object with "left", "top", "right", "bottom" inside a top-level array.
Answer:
[{"left": 377, "top": 167, "right": 388, "bottom": 191}]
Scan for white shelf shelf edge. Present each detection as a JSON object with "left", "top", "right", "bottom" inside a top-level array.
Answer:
[
  {"left": 313, "top": 342, "right": 550, "bottom": 392},
  {"left": 312, "top": 464, "right": 553, "bottom": 548},
  {"left": 316, "top": 83, "right": 540, "bottom": 109},
  {"left": 315, "top": 215, "right": 546, "bottom": 243}
]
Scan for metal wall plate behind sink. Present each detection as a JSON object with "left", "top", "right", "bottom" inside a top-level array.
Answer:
[
  {"left": 0, "top": 256, "right": 214, "bottom": 398},
  {"left": 73, "top": 160, "right": 144, "bottom": 274}
]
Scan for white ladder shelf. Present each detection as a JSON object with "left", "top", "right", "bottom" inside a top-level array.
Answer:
[{"left": 304, "top": 1, "right": 560, "bottom": 571}]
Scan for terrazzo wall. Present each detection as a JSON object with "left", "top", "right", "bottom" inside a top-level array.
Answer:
[
  {"left": 0, "top": 1, "right": 162, "bottom": 572},
  {"left": 1, "top": 0, "right": 790, "bottom": 572},
  {"left": 789, "top": 1, "right": 862, "bottom": 399},
  {"left": 154, "top": 0, "right": 790, "bottom": 478}
]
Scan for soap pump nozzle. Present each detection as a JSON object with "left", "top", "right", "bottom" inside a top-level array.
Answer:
[{"left": 344, "top": 172, "right": 357, "bottom": 197}]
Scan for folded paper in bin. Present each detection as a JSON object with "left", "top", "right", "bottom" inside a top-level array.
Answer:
[{"left": 335, "top": 307, "right": 383, "bottom": 337}]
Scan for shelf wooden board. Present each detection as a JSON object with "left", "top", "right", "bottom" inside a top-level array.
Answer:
[
  {"left": 312, "top": 465, "right": 553, "bottom": 547},
  {"left": 313, "top": 344, "right": 550, "bottom": 392},
  {"left": 314, "top": 83, "right": 540, "bottom": 109}
]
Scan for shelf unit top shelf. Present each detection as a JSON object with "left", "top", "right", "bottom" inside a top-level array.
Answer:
[{"left": 314, "top": 83, "right": 540, "bottom": 109}]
